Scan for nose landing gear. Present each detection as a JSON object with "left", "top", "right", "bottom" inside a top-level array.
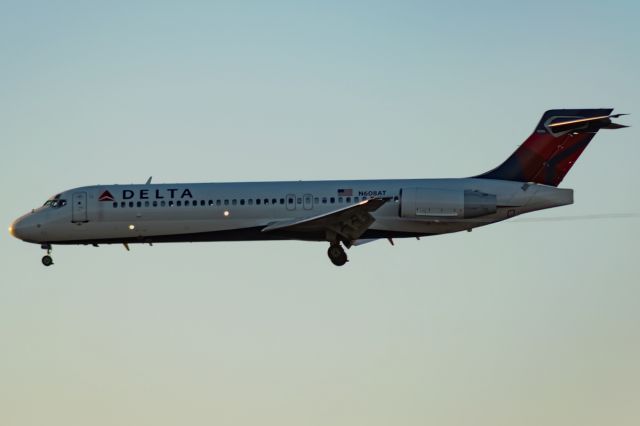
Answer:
[
  {"left": 327, "top": 243, "right": 348, "bottom": 266},
  {"left": 41, "top": 243, "right": 53, "bottom": 267}
]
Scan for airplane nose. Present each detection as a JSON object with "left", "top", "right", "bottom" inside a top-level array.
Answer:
[
  {"left": 9, "top": 215, "right": 41, "bottom": 242},
  {"left": 9, "top": 217, "right": 25, "bottom": 240}
]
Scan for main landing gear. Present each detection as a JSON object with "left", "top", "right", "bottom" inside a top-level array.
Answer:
[
  {"left": 327, "top": 243, "right": 348, "bottom": 266},
  {"left": 41, "top": 243, "right": 53, "bottom": 267}
]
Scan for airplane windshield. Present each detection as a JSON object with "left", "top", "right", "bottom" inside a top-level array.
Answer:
[{"left": 43, "top": 194, "right": 67, "bottom": 208}]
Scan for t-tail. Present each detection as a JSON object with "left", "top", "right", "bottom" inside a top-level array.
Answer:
[{"left": 476, "top": 109, "right": 628, "bottom": 186}]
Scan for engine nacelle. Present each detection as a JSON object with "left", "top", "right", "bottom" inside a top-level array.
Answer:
[{"left": 400, "top": 188, "right": 497, "bottom": 219}]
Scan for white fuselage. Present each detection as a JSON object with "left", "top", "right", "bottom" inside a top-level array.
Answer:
[{"left": 10, "top": 178, "right": 573, "bottom": 245}]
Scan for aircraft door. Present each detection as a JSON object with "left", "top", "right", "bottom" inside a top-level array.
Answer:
[
  {"left": 303, "top": 194, "right": 313, "bottom": 210},
  {"left": 72, "top": 192, "right": 88, "bottom": 223},
  {"left": 286, "top": 194, "right": 296, "bottom": 211}
]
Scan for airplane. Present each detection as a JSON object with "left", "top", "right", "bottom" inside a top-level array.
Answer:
[{"left": 9, "top": 109, "right": 628, "bottom": 267}]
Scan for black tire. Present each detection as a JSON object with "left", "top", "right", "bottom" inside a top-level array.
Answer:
[
  {"left": 327, "top": 245, "right": 348, "bottom": 266},
  {"left": 41, "top": 255, "right": 53, "bottom": 267}
]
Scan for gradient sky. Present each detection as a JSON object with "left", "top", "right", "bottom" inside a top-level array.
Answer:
[{"left": 1, "top": 1, "right": 639, "bottom": 425}]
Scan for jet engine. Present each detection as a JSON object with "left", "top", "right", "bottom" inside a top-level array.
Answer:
[{"left": 400, "top": 188, "right": 496, "bottom": 219}]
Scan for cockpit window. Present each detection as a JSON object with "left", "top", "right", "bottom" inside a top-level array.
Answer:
[
  {"left": 43, "top": 194, "right": 67, "bottom": 208},
  {"left": 43, "top": 199, "right": 67, "bottom": 208}
]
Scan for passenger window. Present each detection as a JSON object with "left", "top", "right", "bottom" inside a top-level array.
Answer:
[
  {"left": 248, "top": 199, "right": 253, "bottom": 205},
  {"left": 177, "top": 201, "right": 182, "bottom": 206},
  {"left": 346, "top": 197, "right": 351, "bottom": 203},
  {"left": 264, "top": 198, "right": 269, "bottom": 204},
  {"left": 280, "top": 198, "right": 285, "bottom": 205},
  {"left": 144, "top": 201, "right": 150, "bottom": 207},
  {"left": 330, "top": 197, "right": 335, "bottom": 204},
  {"left": 240, "top": 199, "right": 245, "bottom": 205},
  {"left": 113, "top": 202, "right": 118, "bottom": 208},
  {"left": 153, "top": 201, "right": 158, "bottom": 207},
  {"left": 288, "top": 197, "right": 294, "bottom": 204},
  {"left": 256, "top": 199, "right": 261, "bottom": 205},
  {"left": 314, "top": 197, "right": 319, "bottom": 204},
  {"left": 208, "top": 200, "right": 213, "bottom": 206},
  {"left": 232, "top": 199, "right": 237, "bottom": 206},
  {"left": 322, "top": 197, "right": 327, "bottom": 204},
  {"left": 338, "top": 197, "right": 343, "bottom": 203},
  {"left": 271, "top": 198, "right": 277, "bottom": 204},
  {"left": 224, "top": 200, "right": 229, "bottom": 206},
  {"left": 216, "top": 200, "right": 221, "bottom": 206},
  {"left": 161, "top": 201, "right": 166, "bottom": 207},
  {"left": 201, "top": 200, "right": 205, "bottom": 206},
  {"left": 354, "top": 197, "right": 359, "bottom": 202},
  {"left": 129, "top": 202, "right": 134, "bottom": 208}
]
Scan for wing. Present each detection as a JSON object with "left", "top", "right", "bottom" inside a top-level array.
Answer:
[{"left": 261, "top": 197, "right": 391, "bottom": 243}]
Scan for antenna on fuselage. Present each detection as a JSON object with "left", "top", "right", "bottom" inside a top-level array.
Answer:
[{"left": 145, "top": 176, "right": 152, "bottom": 184}]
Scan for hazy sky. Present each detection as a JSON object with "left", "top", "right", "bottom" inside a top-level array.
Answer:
[{"left": 1, "top": 1, "right": 639, "bottom": 425}]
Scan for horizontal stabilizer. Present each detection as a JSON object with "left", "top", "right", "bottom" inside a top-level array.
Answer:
[{"left": 547, "top": 113, "right": 629, "bottom": 134}]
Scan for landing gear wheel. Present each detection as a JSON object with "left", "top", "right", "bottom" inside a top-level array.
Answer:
[
  {"left": 41, "top": 255, "right": 54, "bottom": 267},
  {"left": 327, "top": 244, "right": 348, "bottom": 266}
]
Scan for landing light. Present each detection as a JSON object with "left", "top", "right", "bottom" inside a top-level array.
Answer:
[
  {"left": 128, "top": 224, "right": 135, "bottom": 230},
  {"left": 223, "top": 210, "right": 230, "bottom": 217},
  {"left": 8, "top": 225, "right": 13, "bottom": 236}
]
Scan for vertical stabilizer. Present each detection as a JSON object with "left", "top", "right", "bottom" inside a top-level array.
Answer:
[{"left": 476, "top": 109, "right": 627, "bottom": 186}]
